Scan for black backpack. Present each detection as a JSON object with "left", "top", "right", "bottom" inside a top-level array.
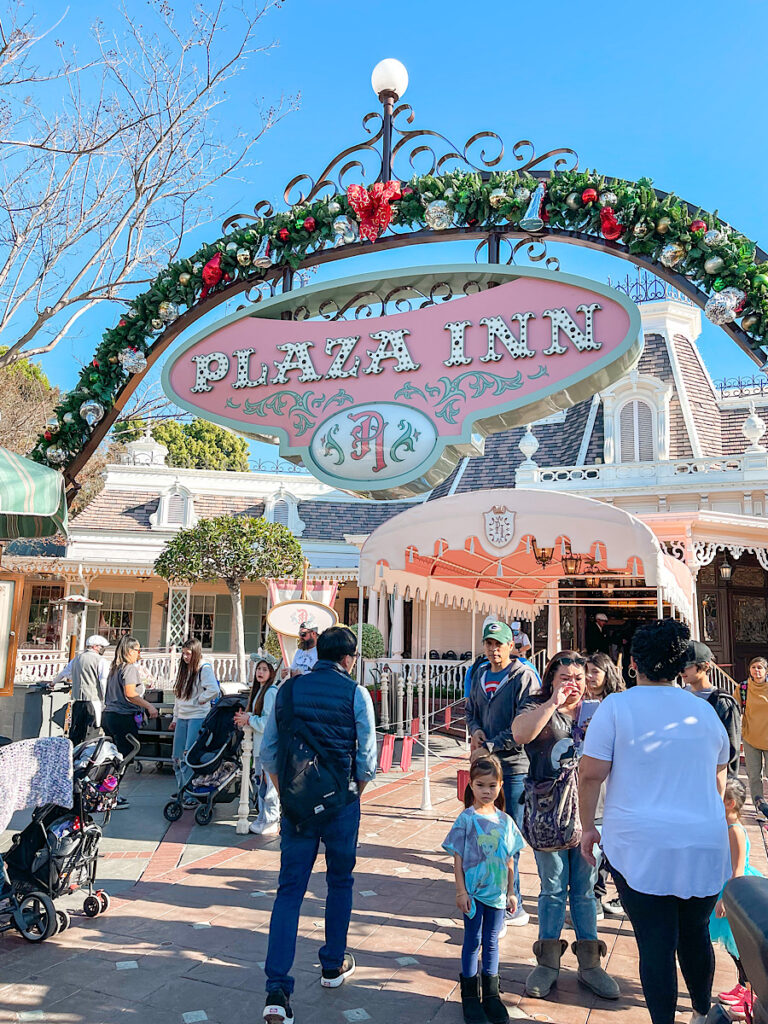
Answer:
[{"left": 277, "top": 676, "right": 356, "bottom": 832}]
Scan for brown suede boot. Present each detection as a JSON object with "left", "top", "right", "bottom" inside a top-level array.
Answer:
[
  {"left": 524, "top": 939, "right": 568, "bottom": 998},
  {"left": 571, "top": 939, "right": 620, "bottom": 1000}
]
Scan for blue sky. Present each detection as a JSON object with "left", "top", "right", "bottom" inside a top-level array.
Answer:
[{"left": 29, "top": 0, "right": 768, "bottom": 416}]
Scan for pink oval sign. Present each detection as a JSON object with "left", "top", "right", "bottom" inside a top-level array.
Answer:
[{"left": 162, "top": 265, "right": 642, "bottom": 498}]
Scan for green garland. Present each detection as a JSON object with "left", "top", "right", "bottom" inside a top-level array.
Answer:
[{"left": 34, "top": 169, "right": 768, "bottom": 471}]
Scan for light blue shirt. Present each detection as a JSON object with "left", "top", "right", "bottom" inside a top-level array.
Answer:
[{"left": 260, "top": 679, "right": 377, "bottom": 784}]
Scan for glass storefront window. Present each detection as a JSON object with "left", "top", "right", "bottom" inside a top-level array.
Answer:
[
  {"left": 96, "top": 592, "right": 136, "bottom": 642},
  {"left": 188, "top": 594, "right": 215, "bottom": 649},
  {"left": 701, "top": 594, "right": 719, "bottom": 644},
  {"left": 25, "top": 585, "right": 64, "bottom": 647}
]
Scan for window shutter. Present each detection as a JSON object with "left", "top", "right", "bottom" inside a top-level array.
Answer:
[
  {"left": 272, "top": 500, "right": 289, "bottom": 526},
  {"left": 132, "top": 592, "right": 153, "bottom": 648},
  {"left": 86, "top": 591, "right": 102, "bottom": 635},
  {"left": 618, "top": 400, "right": 655, "bottom": 462},
  {"left": 619, "top": 403, "right": 635, "bottom": 462},
  {"left": 635, "top": 401, "right": 654, "bottom": 461},
  {"left": 167, "top": 492, "right": 185, "bottom": 525},
  {"left": 212, "top": 594, "right": 232, "bottom": 652},
  {"left": 244, "top": 594, "right": 265, "bottom": 654}
]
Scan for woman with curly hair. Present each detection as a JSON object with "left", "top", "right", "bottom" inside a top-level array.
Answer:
[{"left": 579, "top": 619, "right": 731, "bottom": 1024}]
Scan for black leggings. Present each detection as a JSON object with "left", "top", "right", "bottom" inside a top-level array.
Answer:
[
  {"left": 102, "top": 711, "right": 139, "bottom": 758},
  {"left": 612, "top": 867, "right": 718, "bottom": 1023},
  {"left": 69, "top": 700, "right": 98, "bottom": 748},
  {"left": 730, "top": 952, "right": 747, "bottom": 987}
]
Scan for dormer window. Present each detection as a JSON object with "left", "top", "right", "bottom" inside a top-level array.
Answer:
[
  {"left": 265, "top": 489, "right": 305, "bottom": 536},
  {"left": 150, "top": 483, "right": 196, "bottom": 530},
  {"left": 601, "top": 372, "right": 673, "bottom": 465}
]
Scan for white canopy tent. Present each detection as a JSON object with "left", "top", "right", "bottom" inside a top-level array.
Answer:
[{"left": 359, "top": 488, "right": 695, "bottom": 658}]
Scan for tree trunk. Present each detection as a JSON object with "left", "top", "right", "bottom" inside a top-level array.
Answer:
[{"left": 228, "top": 580, "right": 247, "bottom": 687}]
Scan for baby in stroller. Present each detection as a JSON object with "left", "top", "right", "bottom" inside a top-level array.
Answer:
[
  {"left": 3, "top": 734, "right": 138, "bottom": 933},
  {"left": 163, "top": 694, "right": 246, "bottom": 826}
]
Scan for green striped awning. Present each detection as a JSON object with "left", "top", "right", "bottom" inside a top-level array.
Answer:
[{"left": 0, "top": 446, "right": 68, "bottom": 539}]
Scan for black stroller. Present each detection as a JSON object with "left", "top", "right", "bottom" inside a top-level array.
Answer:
[
  {"left": 4, "top": 735, "right": 139, "bottom": 933},
  {"left": 163, "top": 694, "right": 246, "bottom": 826}
]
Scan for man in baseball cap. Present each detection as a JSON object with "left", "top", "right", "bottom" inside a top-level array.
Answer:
[
  {"left": 681, "top": 640, "right": 741, "bottom": 777},
  {"left": 52, "top": 635, "right": 111, "bottom": 747},
  {"left": 291, "top": 618, "right": 320, "bottom": 677},
  {"left": 465, "top": 619, "right": 540, "bottom": 927}
]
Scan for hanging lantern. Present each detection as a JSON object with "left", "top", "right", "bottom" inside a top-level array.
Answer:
[{"left": 531, "top": 539, "right": 554, "bottom": 567}]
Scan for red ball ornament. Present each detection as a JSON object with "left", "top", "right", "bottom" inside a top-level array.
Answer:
[
  {"left": 44, "top": 430, "right": 52, "bottom": 441},
  {"left": 401, "top": 186, "right": 414, "bottom": 196},
  {"left": 92, "top": 358, "right": 99, "bottom": 368},
  {"left": 690, "top": 219, "right": 707, "bottom": 233},
  {"left": 581, "top": 188, "right": 598, "bottom": 204},
  {"left": 118, "top": 318, "right": 127, "bottom": 327},
  {"left": 278, "top": 227, "right": 290, "bottom": 242},
  {"left": 303, "top": 216, "right": 316, "bottom": 232}
]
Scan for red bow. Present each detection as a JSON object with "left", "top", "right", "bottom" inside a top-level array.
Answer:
[{"left": 346, "top": 180, "right": 401, "bottom": 242}]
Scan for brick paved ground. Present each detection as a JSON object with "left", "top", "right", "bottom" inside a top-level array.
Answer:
[{"left": 1, "top": 755, "right": 767, "bottom": 1024}]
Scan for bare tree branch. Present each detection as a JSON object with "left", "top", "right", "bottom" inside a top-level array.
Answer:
[{"left": 0, "top": 0, "right": 297, "bottom": 369}]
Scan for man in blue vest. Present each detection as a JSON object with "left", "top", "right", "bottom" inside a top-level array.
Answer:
[
  {"left": 260, "top": 626, "right": 377, "bottom": 1024},
  {"left": 466, "top": 620, "right": 540, "bottom": 928}
]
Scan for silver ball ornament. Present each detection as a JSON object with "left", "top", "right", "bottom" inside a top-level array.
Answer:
[
  {"left": 118, "top": 347, "right": 148, "bottom": 374},
  {"left": 565, "top": 192, "right": 582, "bottom": 211},
  {"left": 327, "top": 200, "right": 341, "bottom": 216},
  {"left": 633, "top": 221, "right": 651, "bottom": 238},
  {"left": 660, "top": 242, "right": 686, "bottom": 268},
  {"left": 600, "top": 191, "right": 618, "bottom": 207},
  {"left": 332, "top": 215, "right": 357, "bottom": 246},
  {"left": 705, "top": 287, "right": 746, "bottom": 326},
  {"left": 62, "top": 412, "right": 74, "bottom": 425},
  {"left": 193, "top": 262, "right": 203, "bottom": 273},
  {"left": 704, "top": 256, "right": 725, "bottom": 275},
  {"left": 236, "top": 247, "right": 251, "bottom": 267},
  {"left": 513, "top": 186, "right": 531, "bottom": 202},
  {"left": 46, "top": 446, "right": 68, "bottom": 465},
  {"left": 225, "top": 241, "right": 239, "bottom": 253},
  {"left": 79, "top": 400, "right": 105, "bottom": 428},
  {"left": 157, "top": 301, "right": 178, "bottom": 322},
  {"left": 703, "top": 229, "right": 724, "bottom": 248},
  {"left": 489, "top": 188, "right": 507, "bottom": 209},
  {"left": 424, "top": 199, "right": 453, "bottom": 231},
  {"left": 44, "top": 416, "right": 60, "bottom": 435}
]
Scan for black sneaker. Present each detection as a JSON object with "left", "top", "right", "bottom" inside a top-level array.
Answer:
[
  {"left": 756, "top": 797, "right": 768, "bottom": 819},
  {"left": 263, "top": 989, "right": 294, "bottom": 1023},
  {"left": 114, "top": 796, "right": 129, "bottom": 810},
  {"left": 602, "top": 897, "right": 624, "bottom": 916},
  {"left": 321, "top": 952, "right": 356, "bottom": 988}
]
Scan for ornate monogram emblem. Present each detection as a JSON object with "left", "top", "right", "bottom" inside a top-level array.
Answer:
[{"left": 484, "top": 506, "right": 515, "bottom": 548}]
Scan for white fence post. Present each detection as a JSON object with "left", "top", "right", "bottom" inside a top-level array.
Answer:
[{"left": 380, "top": 668, "right": 390, "bottom": 731}]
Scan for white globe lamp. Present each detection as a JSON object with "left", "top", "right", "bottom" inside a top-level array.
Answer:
[{"left": 371, "top": 58, "right": 409, "bottom": 101}]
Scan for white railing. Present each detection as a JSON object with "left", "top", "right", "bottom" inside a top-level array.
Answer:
[
  {"left": 711, "top": 663, "right": 738, "bottom": 697},
  {"left": 518, "top": 454, "right": 753, "bottom": 491},
  {"left": 368, "top": 658, "right": 470, "bottom": 737},
  {"left": 14, "top": 648, "right": 240, "bottom": 686}
]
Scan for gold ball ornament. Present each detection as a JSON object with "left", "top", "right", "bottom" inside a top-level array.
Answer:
[
  {"left": 633, "top": 221, "right": 652, "bottom": 238},
  {"left": 656, "top": 217, "right": 671, "bottom": 235},
  {"left": 178, "top": 272, "right": 191, "bottom": 286},
  {"left": 236, "top": 248, "right": 251, "bottom": 267},
  {"left": 489, "top": 188, "right": 507, "bottom": 209},
  {"left": 424, "top": 200, "right": 454, "bottom": 231},
  {"left": 150, "top": 318, "right": 165, "bottom": 334},
  {"left": 704, "top": 256, "right": 725, "bottom": 275},
  {"left": 660, "top": 242, "right": 686, "bottom": 268},
  {"left": 741, "top": 314, "right": 760, "bottom": 332}
]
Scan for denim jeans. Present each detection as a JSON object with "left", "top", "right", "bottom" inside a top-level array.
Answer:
[
  {"left": 253, "top": 756, "right": 280, "bottom": 829},
  {"left": 462, "top": 900, "right": 506, "bottom": 976},
  {"left": 265, "top": 798, "right": 361, "bottom": 994},
  {"left": 534, "top": 846, "right": 598, "bottom": 941},
  {"left": 172, "top": 717, "right": 205, "bottom": 789},
  {"left": 503, "top": 772, "right": 525, "bottom": 904}
]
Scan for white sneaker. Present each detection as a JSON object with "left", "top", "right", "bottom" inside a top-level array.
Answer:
[
  {"left": 506, "top": 906, "right": 530, "bottom": 927},
  {"left": 250, "top": 821, "right": 280, "bottom": 835},
  {"left": 498, "top": 920, "right": 508, "bottom": 939}
]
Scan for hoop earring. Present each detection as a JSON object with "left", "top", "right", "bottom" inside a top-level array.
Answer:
[{"left": 628, "top": 666, "right": 637, "bottom": 679}]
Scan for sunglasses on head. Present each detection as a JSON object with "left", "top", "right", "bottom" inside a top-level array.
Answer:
[{"left": 555, "top": 656, "right": 587, "bottom": 668}]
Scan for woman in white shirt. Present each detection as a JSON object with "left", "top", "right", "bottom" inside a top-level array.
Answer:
[
  {"left": 169, "top": 638, "right": 220, "bottom": 805},
  {"left": 579, "top": 618, "right": 731, "bottom": 1024},
  {"left": 234, "top": 653, "right": 280, "bottom": 835}
]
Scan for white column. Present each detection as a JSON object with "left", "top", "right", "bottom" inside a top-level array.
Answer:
[
  {"left": 547, "top": 583, "right": 561, "bottom": 659},
  {"left": 236, "top": 724, "right": 253, "bottom": 834},
  {"left": 391, "top": 591, "right": 404, "bottom": 659},
  {"left": 470, "top": 603, "right": 477, "bottom": 660},
  {"left": 377, "top": 586, "right": 389, "bottom": 655},
  {"left": 367, "top": 588, "right": 379, "bottom": 626}
]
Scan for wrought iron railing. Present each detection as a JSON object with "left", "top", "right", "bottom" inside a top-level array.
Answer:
[
  {"left": 608, "top": 270, "right": 693, "bottom": 306},
  {"left": 714, "top": 376, "right": 768, "bottom": 399}
]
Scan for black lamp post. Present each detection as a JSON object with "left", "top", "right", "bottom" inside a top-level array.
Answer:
[{"left": 371, "top": 58, "right": 408, "bottom": 181}]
